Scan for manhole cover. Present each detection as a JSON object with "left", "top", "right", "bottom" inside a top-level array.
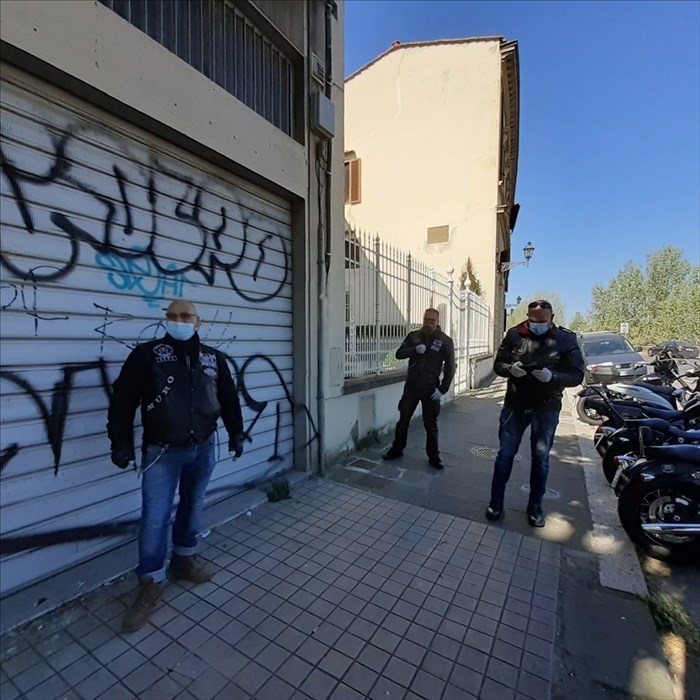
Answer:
[
  {"left": 470, "top": 446, "right": 522, "bottom": 462},
  {"left": 520, "top": 485, "right": 560, "bottom": 500}
]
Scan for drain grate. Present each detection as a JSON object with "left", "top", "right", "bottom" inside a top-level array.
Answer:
[
  {"left": 470, "top": 446, "right": 522, "bottom": 462},
  {"left": 521, "top": 484, "right": 560, "bottom": 500}
]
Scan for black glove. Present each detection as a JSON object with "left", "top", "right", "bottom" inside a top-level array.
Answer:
[
  {"left": 111, "top": 447, "right": 135, "bottom": 469},
  {"left": 228, "top": 433, "right": 248, "bottom": 459}
]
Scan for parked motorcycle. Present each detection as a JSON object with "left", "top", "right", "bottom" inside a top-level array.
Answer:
[
  {"left": 616, "top": 443, "right": 700, "bottom": 564},
  {"left": 576, "top": 356, "right": 700, "bottom": 425},
  {"left": 584, "top": 385, "right": 700, "bottom": 483},
  {"left": 605, "top": 417, "right": 700, "bottom": 488}
]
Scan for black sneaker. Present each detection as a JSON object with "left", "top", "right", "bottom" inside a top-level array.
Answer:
[
  {"left": 485, "top": 505, "right": 504, "bottom": 521},
  {"left": 428, "top": 456, "right": 443, "bottom": 469},
  {"left": 382, "top": 448, "right": 403, "bottom": 461},
  {"left": 528, "top": 507, "right": 546, "bottom": 528}
]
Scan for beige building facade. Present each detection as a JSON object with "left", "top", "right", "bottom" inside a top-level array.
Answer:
[{"left": 344, "top": 38, "right": 520, "bottom": 351}]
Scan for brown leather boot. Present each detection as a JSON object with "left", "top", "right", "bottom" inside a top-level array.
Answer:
[
  {"left": 167, "top": 554, "right": 211, "bottom": 584},
  {"left": 122, "top": 579, "right": 161, "bottom": 633}
]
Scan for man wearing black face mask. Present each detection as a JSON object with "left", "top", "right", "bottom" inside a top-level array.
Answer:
[
  {"left": 108, "top": 299, "right": 245, "bottom": 633},
  {"left": 486, "top": 300, "right": 584, "bottom": 527},
  {"left": 383, "top": 308, "right": 455, "bottom": 469}
]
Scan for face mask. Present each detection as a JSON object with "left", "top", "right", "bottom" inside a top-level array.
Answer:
[
  {"left": 166, "top": 320, "right": 196, "bottom": 342},
  {"left": 528, "top": 321, "right": 550, "bottom": 336}
]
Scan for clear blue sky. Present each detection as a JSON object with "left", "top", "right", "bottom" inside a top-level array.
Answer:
[{"left": 345, "top": 0, "right": 700, "bottom": 318}]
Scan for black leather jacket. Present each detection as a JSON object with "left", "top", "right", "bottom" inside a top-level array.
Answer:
[
  {"left": 396, "top": 327, "right": 456, "bottom": 394},
  {"left": 494, "top": 322, "right": 584, "bottom": 411},
  {"left": 108, "top": 333, "right": 243, "bottom": 451}
]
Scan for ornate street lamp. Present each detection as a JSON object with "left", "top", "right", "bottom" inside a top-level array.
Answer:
[
  {"left": 500, "top": 242, "right": 535, "bottom": 272},
  {"left": 505, "top": 295, "right": 522, "bottom": 315}
]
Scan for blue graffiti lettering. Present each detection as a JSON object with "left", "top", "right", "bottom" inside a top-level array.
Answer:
[{"left": 95, "top": 253, "right": 190, "bottom": 308}]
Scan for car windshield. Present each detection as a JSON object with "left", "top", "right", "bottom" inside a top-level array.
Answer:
[{"left": 583, "top": 337, "right": 635, "bottom": 356}]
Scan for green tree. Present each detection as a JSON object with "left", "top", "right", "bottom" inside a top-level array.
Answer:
[
  {"left": 569, "top": 312, "right": 590, "bottom": 332},
  {"left": 507, "top": 291, "right": 567, "bottom": 327},
  {"left": 585, "top": 246, "right": 699, "bottom": 345}
]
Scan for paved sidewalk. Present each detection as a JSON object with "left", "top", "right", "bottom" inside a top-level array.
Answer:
[
  {"left": 1, "top": 479, "right": 560, "bottom": 700},
  {"left": 328, "top": 380, "right": 678, "bottom": 700}
]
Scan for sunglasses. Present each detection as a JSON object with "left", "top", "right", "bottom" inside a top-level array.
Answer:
[{"left": 528, "top": 300, "right": 552, "bottom": 310}]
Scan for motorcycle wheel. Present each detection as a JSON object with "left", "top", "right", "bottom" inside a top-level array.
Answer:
[
  {"left": 617, "top": 477, "right": 700, "bottom": 564},
  {"left": 602, "top": 443, "right": 637, "bottom": 484},
  {"left": 576, "top": 396, "right": 604, "bottom": 425}
]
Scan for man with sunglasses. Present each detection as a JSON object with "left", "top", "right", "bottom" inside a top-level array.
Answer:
[
  {"left": 108, "top": 299, "right": 246, "bottom": 632},
  {"left": 486, "top": 299, "right": 584, "bottom": 527}
]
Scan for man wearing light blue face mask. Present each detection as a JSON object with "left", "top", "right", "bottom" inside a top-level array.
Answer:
[
  {"left": 108, "top": 299, "right": 246, "bottom": 633},
  {"left": 486, "top": 299, "right": 584, "bottom": 527}
]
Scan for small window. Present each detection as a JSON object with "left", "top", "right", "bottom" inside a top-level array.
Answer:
[
  {"left": 345, "top": 157, "right": 361, "bottom": 204},
  {"left": 427, "top": 225, "right": 449, "bottom": 244}
]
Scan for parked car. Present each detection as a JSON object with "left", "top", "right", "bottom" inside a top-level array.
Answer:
[
  {"left": 577, "top": 332, "right": 647, "bottom": 385},
  {"left": 648, "top": 340, "right": 699, "bottom": 360}
]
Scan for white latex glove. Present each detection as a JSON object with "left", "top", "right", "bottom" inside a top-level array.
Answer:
[
  {"left": 431, "top": 389, "right": 443, "bottom": 401},
  {"left": 415, "top": 344, "right": 427, "bottom": 355},
  {"left": 532, "top": 367, "right": 553, "bottom": 383},
  {"left": 509, "top": 361, "right": 527, "bottom": 378}
]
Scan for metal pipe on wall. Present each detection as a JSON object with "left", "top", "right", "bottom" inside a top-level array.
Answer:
[{"left": 315, "top": 0, "right": 336, "bottom": 476}]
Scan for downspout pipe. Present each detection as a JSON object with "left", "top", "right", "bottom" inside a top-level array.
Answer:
[
  {"left": 324, "top": 0, "right": 336, "bottom": 275},
  {"left": 316, "top": 0, "right": 336, "bottom": 476}
]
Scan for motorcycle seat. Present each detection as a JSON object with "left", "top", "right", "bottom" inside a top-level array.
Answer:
[
  {"left": 631, "top": 382, "right": 677, "bottom": 396},
  {"left": 645, "top": 444, "right": 700, "bottom": 463},
  {"left": 642, "top": 406, "right": 684, "bottom": 420},
  {"left": 667, "top": 426, "right": 700, "bottom": 442},
  {"left": 624, "top": 418, "right": 672, "bottom": 431}
]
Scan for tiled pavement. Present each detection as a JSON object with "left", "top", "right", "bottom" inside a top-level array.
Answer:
[{"left": 1, "top": 479, "right": 560, "bottom": 700}]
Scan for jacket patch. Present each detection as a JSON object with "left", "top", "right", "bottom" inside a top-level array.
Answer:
[
  {"left": 200, "top": 352, "right": 217, "bottom": 368},
  {"left": 430, "top": 339, "right": 444, "bottom": 352},
  {"left": 153, "top": 344, "right": 177, "bottom": 363},
  {"left": 200, "top": 352, "right": 218, "bottom": 378},
  {"left": 146, "top": 375, "right": 175, "bottom": 412}
]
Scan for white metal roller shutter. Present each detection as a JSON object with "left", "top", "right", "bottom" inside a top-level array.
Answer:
[{"left": 0, "top": 71, "right": 296, "bottom": 595}]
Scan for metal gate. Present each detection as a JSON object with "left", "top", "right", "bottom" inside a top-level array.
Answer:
[{"left": 0, "top": 70, "right": 295, "bottom": 594}]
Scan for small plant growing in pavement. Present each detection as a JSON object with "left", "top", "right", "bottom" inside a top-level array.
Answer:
[
  {"left": 645, "top": 592, "right": 700, "bottom": 655},
  {"left": 266, "top": 478, "right": 291, "bottom": 502}
]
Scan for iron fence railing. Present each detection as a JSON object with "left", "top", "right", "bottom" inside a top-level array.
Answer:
[{"left": 345, "top": 229, "right": 492, "bottom": 391}]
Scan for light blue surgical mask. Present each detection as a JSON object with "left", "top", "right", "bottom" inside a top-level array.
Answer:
[
  {"left": 166, "top": 320, "right": 197, "bottom": 342},
  {"left": 528, "top": 321, "right": 550, "bottom": 336}
]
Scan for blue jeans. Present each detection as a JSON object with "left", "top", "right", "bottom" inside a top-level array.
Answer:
[
  {"left": 137, "top": 435, "right": 217, "bottom": 582},
  {"left": 489, "top": 407, "right": 560, "bottom": 512}
]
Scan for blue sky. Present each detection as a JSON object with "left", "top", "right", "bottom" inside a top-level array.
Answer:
[{"left": 344, "top": 0, "right": 700, "bottom": 317}]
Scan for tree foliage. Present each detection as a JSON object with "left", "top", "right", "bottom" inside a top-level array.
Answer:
[
  {"left": 575, "top": 247, "right": 699, "bottom": 344},
  {"left": 507, "top": 291, "right": 567, "bottom": 327}
]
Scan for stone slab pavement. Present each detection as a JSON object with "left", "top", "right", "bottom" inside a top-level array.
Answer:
[
  {"left": 0, "top": 378, "right": 680, "bottom": 700},
  {"left": 2, "top": 478, "right": 560, "bottom": 700},
  {"left": 329, "top": 379, "right": 679, "bottom": 700}
]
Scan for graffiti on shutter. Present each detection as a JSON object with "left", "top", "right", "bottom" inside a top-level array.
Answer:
[{"left": 0, "top": 76, "right": 314, "bottom": 591}]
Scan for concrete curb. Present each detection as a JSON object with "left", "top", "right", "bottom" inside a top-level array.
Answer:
[{"left": 564, "top": 388, "right": 648, "bottom": 596}]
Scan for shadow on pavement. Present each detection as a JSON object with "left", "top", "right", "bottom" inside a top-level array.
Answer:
[{"left": 328, "top": 379, "right": 594, "bottom": 554}]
